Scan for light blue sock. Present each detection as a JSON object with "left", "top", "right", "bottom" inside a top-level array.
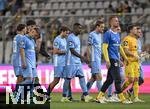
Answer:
[
  {"left": 62, "top": 79, "right": 70, "bottom": 97},
  {"left": 87, "top": 80, "right": 94, "bottom": 92},
  {"left": 107, "top": 84, "right": 113, "bottom": 97},
  {"left": 96, "top": 80, "right": 102, "bottom": 92},
  {"left": 79, "top": 77, "right": 88, "bottom": 96}
]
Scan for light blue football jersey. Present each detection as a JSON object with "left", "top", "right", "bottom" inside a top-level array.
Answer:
[
  {"left": 88, "top": 31, "right": 102, "bottom": 62},
  {"left": 66, "top": 33, "right": 81, "bottom": 65},
  {"left": 19, "top": 35, "right": 36, "bottom": 68},
  {"left": 12, "top": 34, "right": 25, "bottom": 66},
  {"left": 53, "top": 35, "right": 67, "bottom": 66}
]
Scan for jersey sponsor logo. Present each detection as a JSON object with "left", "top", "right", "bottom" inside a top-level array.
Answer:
[{"left": 113, "top": 43, "right": 120, "bottom": 46}]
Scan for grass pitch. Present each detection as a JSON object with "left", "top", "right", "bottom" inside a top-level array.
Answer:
[{"left": 50, "top": 93, "right": 150, "bottom": 109}]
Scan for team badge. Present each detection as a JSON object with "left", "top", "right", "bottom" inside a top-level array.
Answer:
[
  {"left": 54, "top": 42, "right": 58, "bottom": 46},
  {"left": 19, "top": 41, "right": 25, "bottom": 46},
  {"left": 123, "top": 41, "right": 128, "bottom": 46},
  {"left": 88, "top": 37, "right": 92, "bottom": 43},
  {"left": 69, "top": 41, "right": 73, "bottom": 46}
]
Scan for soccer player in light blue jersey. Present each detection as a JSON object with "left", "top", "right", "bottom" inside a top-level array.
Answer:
[
  {"left": 86, "top": 21, "right": 105, "bottom": 94},
  {"left": 61, "top": 23, "right": 93, "bottom": 102},
  {"left": 26, "top": 20, "right": 51, "bottom": 96},
  {"left": 15, "top": 27, "right": 39, "bottom": 103},
  {"left": 12, "top": 24, "right": 26, "bottom": 93},
  {"left": 45, "top": 26, "right": 69, "bottom": 101}
]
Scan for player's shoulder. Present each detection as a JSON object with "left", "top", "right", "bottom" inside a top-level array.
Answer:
[
  {"left": 122, "top": 35, "right": 131, "bottom": 41},
  {"left": 15, "top": 34, "right": 23, "bottom": 39},
  {"left": 89, "top": 31, "right": 96, "bottom": 35},
  {"left": 67, "top": 33, "right": 75, "bottom": 40},
  {"left": 54, "top": 35, "right": 61, "bottom": 41},
  {"left": 104, "top": 30, "right": 111, "bottom": 35}
]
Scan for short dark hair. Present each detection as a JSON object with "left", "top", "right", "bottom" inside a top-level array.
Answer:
[
  {"left": 73, "top": 23, "right": 82, "bottom": 29},
  {"left": 26, "top": 20, "right": 36, "bottom": 26},
  {"left": 16, "top": 24, "right": 26, "bottom": 31},
  {"left": 95, "top": 20, "right": 104, "bottom": 27},
  {"left": 127, "top": 24, "right": 138, "bottom": 33},
  {"left": 59, "top": 26, "right": 69, "bottom": 32}
]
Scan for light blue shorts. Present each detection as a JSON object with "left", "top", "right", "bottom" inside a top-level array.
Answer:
[
  {"left": 64, "top": 65, "right": 84, "bottom": 78},
  {"left": 22, "top": 67, "right": 36, "bottom": 78},
  {"left": 91, "top": 61, "right": 101, "bottom": 75},
  {"left": 54, "top": 66, "right": 65, "bottom": 78},
  {"left": 13, "top": 66, "right": 22, "bottom": 77}
]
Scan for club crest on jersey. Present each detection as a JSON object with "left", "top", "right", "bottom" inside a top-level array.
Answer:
[
  {"left": 54, "top": 42, "right": 58, "bottom": 47},
  {"left": 123, "top": 41, "right": 128, "bottom": 46},
  {"left": 69, "top": 41, "right": 73, "bottom": 46},
  {"left": 88, "top": 37, "right": 92, "bottom": 43},
  {"left": 19, "top": 41, "right": 25, "bottom": 46}
]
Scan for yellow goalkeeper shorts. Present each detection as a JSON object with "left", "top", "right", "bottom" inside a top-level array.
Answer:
[{"left": 125, "top": 61, "right": 140, "bottom": 78}]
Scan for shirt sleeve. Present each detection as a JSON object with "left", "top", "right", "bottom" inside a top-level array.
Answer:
[
  {"left": 88, "top": 33, "right": 94, "bottom": 45},
  {"left": 19, "top": 37, "right": 26, "bottom": 49},
  {"left": 103, "top": 31, "right": 110, "bottom": 44},
  {"left": 53, "top": 38, "right": 60, "bottom": 49},
  {"left": 122, "top": 37, "right": 129, "bottom": 49},
  {"left": 68, "top": 36, "right": 75, "bottom": 49}
]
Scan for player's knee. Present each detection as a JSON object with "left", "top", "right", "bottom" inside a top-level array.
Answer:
[
  {"left": 54, "top": 78, "right": 60, "bottom": 84},
  {"left": 95, "top": 74, "right": 102, "bottom": 80},
  {"left": 128, "top": 77, "right": 134, "bottom": 83},
  {"left": 17, "top": 75, "right": 23, "bottom": 83},
  {"left": 89, "top": 76, "right": 95, "bottom": 81}
]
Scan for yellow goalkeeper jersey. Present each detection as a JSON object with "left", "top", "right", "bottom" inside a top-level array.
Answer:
[{"left": 122, "top": 35, "right": 138, "bottom": 62}]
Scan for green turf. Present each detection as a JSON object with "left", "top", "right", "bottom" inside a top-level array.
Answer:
[{"left": 50, "top": 93, "right": 150, "bottom": 109}]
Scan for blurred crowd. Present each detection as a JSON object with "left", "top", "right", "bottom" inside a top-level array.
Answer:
[{"left": 0, "top": 0, "right": 150, "bottom": 64}]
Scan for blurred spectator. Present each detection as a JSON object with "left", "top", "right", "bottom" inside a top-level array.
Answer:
[
  {"left": 123, "top": 0, "right": 131, "bottom": 13},
  {"left": 0, "top": 0, "right": 7, "bottom": 16},
  {"left": 106, "top": 3, "right": 115, "bottom": 13},
  {"left": 11, "top": 0, "right": 24, "bottom": 15},
  {"left": 116, "top": 2, "right": 124, "bottom": 15}
]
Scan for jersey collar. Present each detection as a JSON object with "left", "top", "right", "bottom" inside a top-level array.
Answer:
[{"left": 109, "top": 29, "right": 118, "bottom": 34}]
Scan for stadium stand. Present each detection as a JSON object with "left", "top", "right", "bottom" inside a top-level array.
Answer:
[{"left": 0, "top": 0, "right": 149, "bottom": 64}]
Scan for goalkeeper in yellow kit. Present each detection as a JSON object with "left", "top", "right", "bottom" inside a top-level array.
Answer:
[{"left": 122, "top": 24, "right": 144, "bottom": 102}]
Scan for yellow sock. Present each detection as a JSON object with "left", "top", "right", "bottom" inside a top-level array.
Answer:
[
  {"left": 133, "top": 81, "right": 139, "bottom": 98},
  {"left": 118, "top": 93, "right": 126, "bottom": 101},
  {"left": 97, "top": 91, "right": 104, "bottom": 99},
  {"left": 122, "top": 81, "right": 131, "bottom": 91}
]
